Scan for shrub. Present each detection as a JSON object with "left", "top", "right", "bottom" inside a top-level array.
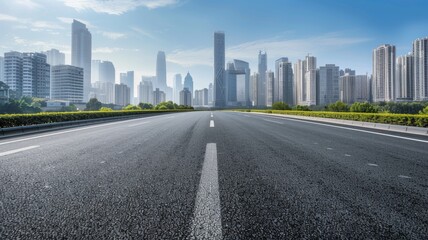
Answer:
[
  {"left": 350, "top": 102, "right": 378, "bottom": 113},
  {"left": 272, "top": 102, "right": 291, "bottom": 110},
  {"left": 327, "top": 101, "right": 349, "bottom": 112},
  {"left": 100, "top": 107, "right": 113, "bottom": 112}
]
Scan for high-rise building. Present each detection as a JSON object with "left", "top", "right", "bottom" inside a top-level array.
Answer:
[
  {"left": 194, "top": 88, "right": 209, "bottom": 106},
  {"left": 396, "top": 54, "right": 414, "bottom": 100},
  {"left": 180, "top": 88, "right": 192, "bottom": 106},
  {"left": 138, "top": 78, "right": 154, "bottom": 105},
  {"left": 184, "top": 72, "right": 194, "bottom": 97},
  {"left": 340, "top": 74, "right": 370, "bottom": 104},
  {"left": 120, "top": 71, "right": 134, "bottom": 103},
  {"left": 72, "top": 19, "right": 92, "bottom": 102},
  {"left": 294, "top": 59, "right": 305, "bottom": 105},
  {"left": 91, "top": 60, "right": 115, "bottom": 104},
  {"left": 115, "top": 83, "right": 130, "bottom": 106},
  {"left": 22, "top": 52, "right": 50, "bottom": 98},
  {"left": 214, "top": 31, "right": 226, "bottom": 107},
  {"left": 266, "top": 70, "right": 274, "bottom": 107},
  {"left": 153, "top": 88, "right": 166, "bottom": 105},
  {"left": 318, "top": 64, "right": 340, "bottom": 105},
  {"left": 250, "top": 72, "right": 259, "bottom": 106},
  {"left": 173, "top": 74, "right": 183, "bottom": 104},
  {"left": 413, "top": 37, "right": 428, "bottom": 101},
  {"left": 233, "top": 59, "right": 251, "bottom": 107},
  {"left": 225, "top": 62, "right": 247, "bottom": 106},
  {"left": 304, "top": 55, "right": 317, "bottom": 106},
  {"left": 156, "top": 51, "right": 167, "bottom": 90},
  {"left": 257, "top": 51, "right": 267, "bottom": 106},
  {"left": 277, "top": 58, "right": 294, "bottom": 105},
  {"left": 43, "top": 49, "right": 65, "bottom": 66},
  {"left": 51, "top": 65, "right": 84, "bottom": 103},
  {"left": 340, "top": 68, "right": 356, "bottom": 77},
  {"left": 208, "top": 83, "right": 214, "bottom": 105},
  {"left": 4, "top": 51, "right": 23, "bottom": 97},
  {"left": 373, "top": 44, "right": 396, "bottom": 102},
  {"left": 0, "top": 56, "right": 5, "bottom": 83},
  {"left": 275, "top": 57, "right": 288, "bottom": 103}
]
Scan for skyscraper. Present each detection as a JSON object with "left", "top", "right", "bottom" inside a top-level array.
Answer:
[
  {"left": 51, "top": 65, "right": 84, "bottom": 103},
  {"left": 156, "top": 51, "right": 167, "bottom": 90},
  {"left": 225, "top": 62, "right": 237, "bottom": 105},
  {"left": 214, "top": 31, "right": 226, "bottom": 107},
  {"left": 208, "top": 83, "right": 214, "bottom": 105},
  {"left": 71, "top": 19, "right": 92, "bottom": 102},
  {"left": 294, "top": 59, "right": 305, "bottom": 105},
  {"left": 43, "top": 49, "right": 65, "bottom": 66},
  {"left": 250, "top": 72, "right": 259, "bottom": 106},
  {"left": 153, "top": 88, "right": 166, "bottom": 105},
  {"left": 22, "top": 52, "right": 50, "bottom": 98},
  {"left": 233, "top": 59, "right": 251, "bottom": 107},
  {"left": 180, "top": 88, "right": 192, "bottom": 106},
  {"left": 115, "top": 83, "right": 130, "bottom": 106},
  {"left": 266, "top": 70, "right": 274, "bottom": 107},
  {"left": 318, "top": 64, "right": 340, "bottom": 105},
  {"left": 373, "top": 44, "right": 396, "bottom": 102},
  {"left": 413, "top": 37, "right": 428, "bottom": 101},
  {"left": 92, "top": 60, "right": 115, "bottom": 104},
  {"left": 4, "top": 51, "right": 23, "bottom": 97},
  {"left": 120, "top": 71, "right": 134, "bottom": 104},
  {"left": 396, "top": 54, "right": 414, "bottom": 100},
  {"left": 0, "top": 56, "right": 4, "bottom": 84},
  {"left": 139, "top": 77, "right": 154, "bottom": 104},
  {"left": 184, "top": 72, "right": 194, "bottom": 96},
  {"left": 302, "top": 55, "right": 317, "bottom": 106},
  {"left": 173, "top": 74, "right": 183, "bottom": 104},
  {"left": 257, "top": 51, "right": 267, "bottom": 106},
  {"left": 277, "top": 58, "right": 294, "bottom": 105},
  {"left": 340, "top": 74, "right": 370, "bottom": 104}
]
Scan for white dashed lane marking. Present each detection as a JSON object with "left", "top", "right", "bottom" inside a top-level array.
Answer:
[
  {"left": 210, "top": 120, "right": 215, "bottom": 128},
  {"left": 0, "top": 145, "right": 40, "bottom": 157}
]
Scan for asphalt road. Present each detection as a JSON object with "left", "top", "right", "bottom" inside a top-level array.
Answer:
[{"left": 0, "top": 111, "right": 427, "bottom": 239}]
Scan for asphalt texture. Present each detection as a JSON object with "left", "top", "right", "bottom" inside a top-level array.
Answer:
[{"left": 0, "top": 111, "right": 427, "bottom": 239}]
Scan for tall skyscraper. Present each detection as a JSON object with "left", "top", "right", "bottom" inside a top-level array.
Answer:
[
  {"left": 71, "top": 19, "right": 92, "bottom": 102},
  {"left": 396, "top": 54, "right": 414, "bottom": 100},
  {"left": 214, "top": 31, "right": 226, "bottom": 108},
  {"left": 266, "top": 70, "right": 274, "bottom": 107},
  {"left": 120, "top": 71, "right": 134, "bottom": 103},
  {"left": 22, "top": 52, "right": 50, "bottom": 98},
  {"left": 0, "top": 56, "right": 5, "bottom": 83},
  {"left": 373, "top": 44, "right": 396, "bottom": 102},
  {"left": 156, "top": 51, "right": 167, "bottom": 90},
  {"left": 302, "top": 55, "right": 317, "bottom": 106},
  {"left": 233, "top": 59, "right": 251, "bottom": 107},
  {"left": 225, "top": 62, "right": 237, "bottom": 105},
  {"left": 340, "top": 74, "right": 370, "bottom": 104},
  {"left": 257, "top": 51, "right": 267, "bottom": 106},
  {"left": 250, "top": 72, "right": 259, "bottom": 106},
  {"left": 180, "top": 88, "right": 192, "bottom": 106},
  {"left": 184, "top": 72, "right": 194, "bottom": 96},
  {"left": 139, "top": 77, "right": 154, "bottom": 104},
  {"left": 173, "top": 74, "right": 183, "bottom": 104},
  {"left": 208, "top": 83, "right": 214, "bottom": 105},
  {"left": 277, "top": 58, "right": 294, "bottom": 105},
  {"left": 413, "top": 37, "right": 428, "bottom": 101},
  {"left": 115, "top": 83, "right": 130, "bottom": 106},
  {"left": 92, "top": 60, "right": 115, "bottom": 104},
  {"left": 294, "top": 59, "right": 305, "bottom": 105},
  {"left": 318, "top": 64, "right": 340, "bottom": 105},
  {"left": 43, "top": 49, "right": 65, "bottom": 66},
  {"left": 153, "top": 88, "right": 166, "bottom": 105},
  {"left": 51, "top": 65, "right": 84, "bottom": 103},
  {"left": 4, "top": 51, "right": 23, "bottom": 97}
]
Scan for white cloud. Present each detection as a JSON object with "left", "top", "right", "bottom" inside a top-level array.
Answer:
[
  {"left": 130, "top": 26, "right": 155, "bottom": 39},
  {"left": 57, "top": 17, "right": 95, "bottom": 28},
  {"left": 12, "top": 36, "right": 70, "bottom": 53},
  {"left": 0, "top": 14, "right": 25, "bottom": 23},
  {"left": 14, "top": 0, "right": 41, "bottom": 9},
  {"left": 100, "top": 31, "right": 126, "bottom": 40},
  {"left": 168, "top": 33, "right": 371, "bottom": 67},
  {"left": 61, "top": 0, "right": 179, "bottom": 15},
  {"left": 32, "top": 21, "right": 64, "bottom": 30}
]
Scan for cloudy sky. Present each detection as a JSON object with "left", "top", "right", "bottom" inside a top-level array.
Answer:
[{"left": 1, "top": 0, "right": 428, "bottom": 92}]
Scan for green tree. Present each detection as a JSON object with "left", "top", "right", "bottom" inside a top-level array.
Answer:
[
  {"left": 350, "top": 102, "right": 377, "bottom": 113},
  {"left": 420, "top": 106, "right": 428, "bottom": 114},
  {"left": 138, "top": 102, "right": 154, "bottom": 110},
  {"left": 155, "top": 101, "right": 176, "bottom": 110},
  {"left": 327, "top": 101, "right": 349, "bottom": 112},
  {"left": 123, "top": 104, "right": 141, "bottom": 110},
  {"left": 293, "top": 105, "right": 311, "bottom": 111},
  {"left": 272, "top": 101, "right": 291, "bottom": 110},
  {"left": 85, "top": 98, "right": 102, "bottom": 111},
  {"left": 100, "top": 107, "right": 113, "bottom": 111}
]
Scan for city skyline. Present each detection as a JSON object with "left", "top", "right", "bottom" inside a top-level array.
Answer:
[{"left": 1, "top": 0, "right": 428, "bottom": 91}]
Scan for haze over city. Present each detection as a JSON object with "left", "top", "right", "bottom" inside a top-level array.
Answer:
[{"left": 1, "top": 0, "right": 428, "bottom": 91}]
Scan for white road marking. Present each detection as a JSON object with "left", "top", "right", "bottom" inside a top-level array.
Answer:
[
  {"left": 368, "top": 163, "right": 379, "bottom": 167},
  {"left": 262, "top": 119, "right": 284, "bottom": 124},
  {"left": 0, "top": 114, "right": 175, "bottom": 146},
  {"left": 0, "top": 145, "right": 40, "bottom": 157},
  {"left": 326, "top": 147, "right": 333, "bottom": 150},
  {"left": 257, "top": 115, "right": 428, "bottom": 144},
  {"left": 398, "top": 175, "right": 412, "bottom": 179},
  {"left": 210, "top": 120, "right": 215, "bottom": 128},
  {"left": 191, "top": 143, "right": 222, "bottom": 239},
  {"left": 345, "top": 154, "right": 351, "bottom": 157},
  {"left": 211, "top": 112, "right": 213, "bottom": 118},
  {"left": 128, "top": 121, "right": 151, "bottom": 127}
]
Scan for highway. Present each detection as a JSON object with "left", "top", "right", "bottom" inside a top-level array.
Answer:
[{"left": 0, "top": 111, "right": 427, "bottom": 239}]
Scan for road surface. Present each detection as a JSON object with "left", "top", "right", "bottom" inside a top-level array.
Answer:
[{"left": 0, "top": 111, "right": 427, "bottom": 239}]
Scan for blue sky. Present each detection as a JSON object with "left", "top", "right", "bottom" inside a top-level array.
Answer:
[{"left": 1, "top": 0, "right": 428, "bottom": 92}]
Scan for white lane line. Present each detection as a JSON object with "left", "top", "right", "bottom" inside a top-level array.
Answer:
[
  {"left": 210, "top": 120, "right": 215, "bottom": 128},
  {"left": 211, "top": 114, "right": 213, "bottom": 118},
  {"left": 345, "top": 154, "right": 351, "bottom": 157},
  {"left": 128, "top": 121, "right": 151, "bottom": 127},
  {"left": 398, "top": 175, "right": 412, "bottom": 179},
  {"left": 0, "top": 114, "right": 175, "bottom": 146},
  {"left": 0, "top": 145, "right": 40, "bottom": 157},
  {"left": 258, "top": 115, "right": 428, "bottom": 144},
  {"left": 326, "top": 147, "right": 333, "bottom": 150},
  {"left": 191, "top": 143, "right": 222, "bottom": 239},
  {"left": 262, "top": 119, "right": 284, "bottom": 124},
  {"left": 368, "top": 163, "right": 379, "bottom": 167}
]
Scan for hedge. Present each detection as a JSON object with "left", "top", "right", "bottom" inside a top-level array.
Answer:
[
  {"left": 237, "top": 109, "right": 428, "bottom": 128},
  {"left": 0, "top": 109, "right": 191, "bottom": 128}
]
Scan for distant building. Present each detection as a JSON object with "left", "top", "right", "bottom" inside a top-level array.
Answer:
[
  {"left": 0, "top": 81, "right": 10, "bottom": 104},
  {"left": 156, "top": 51, "right": 167, "bottom": 90},
  {"left": 194, "top": 88, "right": 208, "bottom": 106},
  {"left": 250, "top": 72, "right": 259, "bottom": 106},
  {"left": 91, "top": 60, "right": 115, "bottom": 104},
  {"left": 72, "top": 19, "right": 92, "bottom": 102},
  {"left": 318, "top": 64, "right": 340, "bottom": 105},
  {"left": 184, "top": 72, "right": 194, "bottom": 104},
  {"left": 115, "top": 83, "right": 130, "bottom": 106},
  {"left": 208, "top": 83, "right": 214, "bottom": 105},
  {"left": 233, "top": 59, "right": 251, "bottom": 107},
  {"left": 120, "top": 71, "right": 134, "bottom": 104},
  {"left": 257, "top": 51, "right": 267, "bottom": 106},
  {"left": 340, "top": 68, "right": 356, "bottom": 77},
  {"left": 139, "top": 79, "right": 154, "bottom": 104},
  {"left": 153, "top": 88, "right": 166, "bottom": 105},
  {"left": 42, "top": 49, "right": 65, "bottom": 66},
  {"left": 4, "top": 51, "right": 23, "bottom": 98},
  {"left": 340, "top": 74, "right": 370, "bottom": 104},
  {"left": 396, "top": 53, "right": 414, "bottom": 100},
  {"left": 214, "top": 31, "right": 226, "bottom": 107},
  {"left": 0, "top": 56, "right": 4, "bottom": 83},
  {"left": 266, "top": 70, "right": 274, "bottom": 107},
  {"left": 373, "top": 44, "right": 395, "bottom": 102},
  {"left": 173, "top": 74, "right": 183, "bottom": 104},
  {"left": 225, "top": 62, "right": 246, "bottom": 106},
  {"left": 51, "top": 65, "right": 84, "bottom": 103},
  {"left": 277, "top": 58, "right": 294, "bottom": 105},
  {"left": 294, "top": 59, "right": 305, "bottom": 105},
  {"left": 413, "top": 37, "right": 428, "bottom": 101},
  {"left": 180, "top": 88, "right": 192, "bottom": 106},
  {"left": 304, "top": 56, "right": 317, "bottom": 106}
]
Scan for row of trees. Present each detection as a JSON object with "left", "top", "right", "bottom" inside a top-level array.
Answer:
[
  {"left": 271, "top": 101, "right": 428, "bottom": 114},
  {"left": 85, "top": 98, "right": 193, "bottom": 112}
]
